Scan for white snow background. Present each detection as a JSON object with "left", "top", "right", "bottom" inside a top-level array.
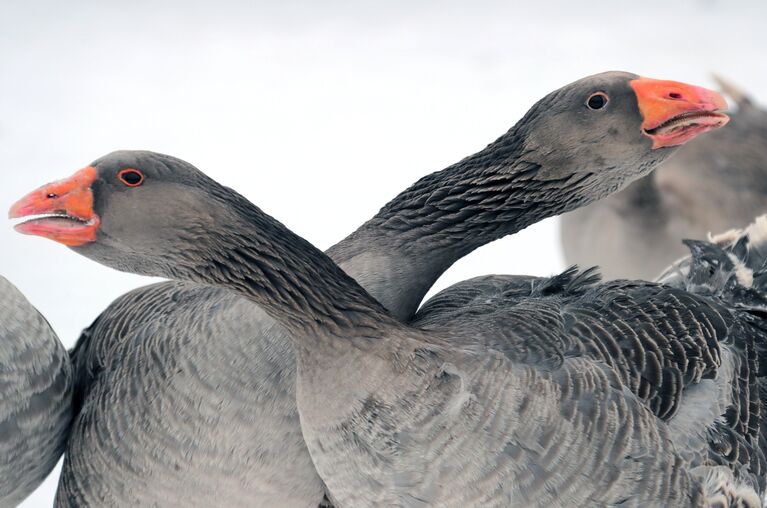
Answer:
[{"left": 2, "top": 0, "right": 766, "bottom": 505}]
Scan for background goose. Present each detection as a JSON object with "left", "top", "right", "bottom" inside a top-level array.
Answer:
[
  {"left": 0, "top": 276, "right": 72, "bottom": 507},
  {"left": 11, "top": 73, "right": 756, "bottom": 506},
  {"left": 560, "top": 76, "right": 767, "bottom": 280}
]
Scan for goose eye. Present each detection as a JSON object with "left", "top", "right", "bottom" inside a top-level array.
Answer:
[
  {"left": 118, "top": 169, "right": 144, "bottom": 187},
  {"left": 586, "top": 92, "right": 609, "bottom": 110}
]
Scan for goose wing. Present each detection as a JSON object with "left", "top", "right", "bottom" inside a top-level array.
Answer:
[{"left": 414, "top": 263, "right": 767, "bottom": 491}]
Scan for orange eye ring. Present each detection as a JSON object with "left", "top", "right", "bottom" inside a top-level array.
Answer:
[
  {"left": 586, "top": 92, "right": 609, "bottom": 110},
  {"left": 118, "top": 168, "right": 144, "bottom": 187}
]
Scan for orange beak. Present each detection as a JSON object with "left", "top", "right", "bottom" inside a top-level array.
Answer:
[
  {"left": 9, "top": 166, "right": 100, "bottom": 247},
  {"left": 630, "top": 77, "right": 729, "bottom": 149}
]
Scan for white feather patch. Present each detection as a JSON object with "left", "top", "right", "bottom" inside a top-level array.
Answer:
[
  {"left": 745, "top": 215, "right": 767, "bottom": 249},
  {"left": 693, "top": 465, "right": 762, "bottom": 508}
]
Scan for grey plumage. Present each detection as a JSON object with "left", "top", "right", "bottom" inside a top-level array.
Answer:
[
  {"left": 414, "top": 263, "right": 767, "bottom": 500},
  {"left": 10, "top": 72, "right": 737, "bottom": 506},
  {"left": 411, "top": 214, "right": 767, "bottom": 503},
  {"left": 48, "top": 155, "right": 767, "bottom": 506},
  {"left": 63, "top": 283, "right": 321, "bottom": 507},
  {"left": 561, "top": 76, "right": 767, "bottom": 280},
  {"left": 0, "top": 276, "right": 72, "bottom": 507},
  {"left": 45, "top": 71, "right": 683, "bottom": 507}
]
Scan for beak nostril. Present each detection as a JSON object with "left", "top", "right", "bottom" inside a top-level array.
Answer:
[{"left": 669, "top": 92, "right": 683, "bottom": 100}]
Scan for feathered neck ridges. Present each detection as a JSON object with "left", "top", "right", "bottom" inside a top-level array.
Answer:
[
  {"left": 175, "top": 187, "right": 396, "bottom": 343},
  {"left": 361, "top": 128, "right": 596, "bottom": 260}
]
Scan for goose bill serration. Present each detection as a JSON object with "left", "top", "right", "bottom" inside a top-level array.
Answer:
[{"left": 10, "top": 72, "right": 744, "bottom": 507}]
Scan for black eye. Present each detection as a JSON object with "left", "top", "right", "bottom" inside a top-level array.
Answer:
[
  {"left": 586, "top": 92, "right": 609, "bottom": 110},
  {"left": 118, "top": 168, "right": 144, "bottom": 187}
]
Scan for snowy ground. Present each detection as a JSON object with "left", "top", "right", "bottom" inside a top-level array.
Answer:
[{"left": 2, "top": 0, "right": 766, "bottom": 505}]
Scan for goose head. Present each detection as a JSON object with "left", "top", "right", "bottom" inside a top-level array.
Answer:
[
  {"left": 506, "top": 71, "right": 728, "bottom": 204},
  {"left": 9, "top": 151, "right": 247, "bottom": 277}
]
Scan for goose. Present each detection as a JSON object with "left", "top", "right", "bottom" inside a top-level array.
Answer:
[
  {"left": 9, "top": 71, "right": 733, "bottom": 506},
  {"left": 561, "top": 76, "right": 767, "bottom": 280},
  {"left": 11, "top": 153, "right": 767, "bottom": 504},
  {"left": 0, "top": 276, "right": 72, "bottom": 506}
]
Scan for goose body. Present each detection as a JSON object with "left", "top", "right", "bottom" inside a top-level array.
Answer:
[
  {"left": 10, "top": 72, "right": 743, "bottom": 506},
  {"left": 63, "top": 251, "right": 437, "bottom": 507},
  {"left": 64, "top": 283, "right": 319, "bottom": 507},
  {"left": 412, "top": 260, "right": 767, "bottom": 499},
  {"left": 561, "top": 77, "right": 767, "bottom": 280},
  {"left": 0, "top": 276, "right": 72, "bottom": 507}
]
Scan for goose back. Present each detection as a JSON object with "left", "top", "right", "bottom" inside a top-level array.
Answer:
[{"left": 412, "top": 216, "right": 767, "bottom": 500}]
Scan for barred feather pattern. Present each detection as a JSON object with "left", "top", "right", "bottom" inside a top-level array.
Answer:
[
  {"left": 404, "top": 217, "right": 767, "bottom": 505},
  {"left": 297, "top": 291, "right": 726, "bottom": 506},
  {"left": 59, "top": 281, "right": 328, "bottom": 508}
]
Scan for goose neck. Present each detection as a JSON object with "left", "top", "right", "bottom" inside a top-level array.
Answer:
[{"left": 181, "top": 189, "right": 399, "bottom": 348}]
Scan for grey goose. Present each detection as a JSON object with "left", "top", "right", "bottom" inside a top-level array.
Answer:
[{"left": 10, "top": 72, "right": 751, "bottom": 506}]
